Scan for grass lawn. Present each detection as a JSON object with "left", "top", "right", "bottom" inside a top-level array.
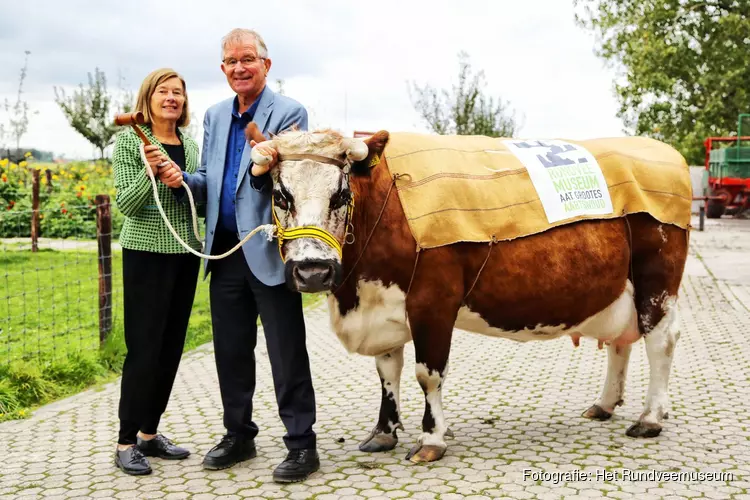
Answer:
[{"left": 0, "top": 246, "right": 323, "bottom": 421}]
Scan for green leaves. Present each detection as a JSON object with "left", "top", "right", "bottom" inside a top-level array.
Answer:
[
  {"left": 575, "top": 0, "right": 750, "bottom": 164},
  {"left": 408, "top": 51, "right": 522, "bottom": 138},
  {"left": 54, "top": 68, "right": 132, "bottom": 160}
]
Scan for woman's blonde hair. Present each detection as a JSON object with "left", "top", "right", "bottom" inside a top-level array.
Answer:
[{"left": 134, "top": 68, "right": 190, "bottom": 128}]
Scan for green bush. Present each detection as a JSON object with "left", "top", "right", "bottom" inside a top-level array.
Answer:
[{"left": 0, "top": 379, "right": 20, "bottom": 415}]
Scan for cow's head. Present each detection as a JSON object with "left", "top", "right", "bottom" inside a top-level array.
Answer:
[{"left": 250, "top": 129, "right": 389, "bottom": 293}]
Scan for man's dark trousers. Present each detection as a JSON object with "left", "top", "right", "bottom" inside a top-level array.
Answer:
[{"left": 209, "top": 230, "right": 316, "bottom": 450}]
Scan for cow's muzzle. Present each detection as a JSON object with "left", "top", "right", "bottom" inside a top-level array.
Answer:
[{"left": 285, "top": 259, "right": 342, "bottom": 293}]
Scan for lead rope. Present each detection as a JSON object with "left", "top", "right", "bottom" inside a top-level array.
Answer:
[{"left": 139, "top": 144, "right": 276, "bottom": 260}]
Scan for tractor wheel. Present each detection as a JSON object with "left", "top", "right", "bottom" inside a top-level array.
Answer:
[{"left": 706, "top": 188, "right": 731, "bottom": 219}]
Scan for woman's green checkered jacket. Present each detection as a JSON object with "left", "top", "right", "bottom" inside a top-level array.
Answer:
[{"left": 112, "top": 125, "right": 203, "bottom": 254}]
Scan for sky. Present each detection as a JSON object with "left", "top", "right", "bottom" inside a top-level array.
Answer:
[{"left": 0, "top": 0, "right": 626, "bottom": 160}]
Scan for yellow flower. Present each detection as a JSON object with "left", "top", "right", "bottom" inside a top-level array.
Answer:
[
  {"left": 24, "top": 151, "right": 32, "bottom": 158},
  {"left": 19, "top": 161, "right": 27, "bottom": 168},
  {"left": 52, "top": 175, "right": 60, "bottom": 181},
  {"left": 0, "top": 158, "right": 8, "bottom": 167}
]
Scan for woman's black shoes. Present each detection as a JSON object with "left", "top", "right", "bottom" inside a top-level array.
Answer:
[
  {"left": 115, "top": 435, "right": 190, "bottom": 475},
  {"left": 137, "top": 434, "right": 191, "bottom": 460},
  {"left": 114, "top": 446, "right": 152, "bottom": 475}
]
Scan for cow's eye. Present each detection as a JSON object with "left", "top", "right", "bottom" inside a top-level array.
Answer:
[
  {"left": 273, "top": 190, "right": 290, "bottom": 211},
  {"left": 330, "top": 189, "right": 350, "bottom": 210}
]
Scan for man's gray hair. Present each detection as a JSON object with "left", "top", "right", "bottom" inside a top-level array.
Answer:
[{"left": 221, "top": 28, "right": 269, "bottom": 59}]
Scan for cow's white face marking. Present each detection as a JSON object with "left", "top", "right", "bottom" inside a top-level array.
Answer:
[
  {"left": 327, "top": 279, "right": 412, "bottom": 356},
  {"left": 455, "top": 280, "right": 640, "bottom": 346},
  {"left": 272, "top": 160, "right": 349, "bottom": 263},
  {"left": 252, "top": 129, "right": 368, "bottom": 266}
]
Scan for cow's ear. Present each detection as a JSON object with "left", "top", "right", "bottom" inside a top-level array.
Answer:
[{"left": 350, "top": 131, "right": 389, "bottom": 177}]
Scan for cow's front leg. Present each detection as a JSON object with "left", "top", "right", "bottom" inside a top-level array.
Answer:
[
  {"left": 406, "top": 359, "right": 450, "bottom": 463},
  {"left": 583, "top": 343, "right": 632, "bottom": 420},
  {"left": 405, "top": 313, "right": 455, "bottom": 464},
  {"left": 359, "top": 345, "right": 405, "bottom": 452}
]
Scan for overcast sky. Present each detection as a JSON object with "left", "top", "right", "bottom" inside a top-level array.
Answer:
[{"left": 0, "top": 0, "right": 625, "bottom": 160}]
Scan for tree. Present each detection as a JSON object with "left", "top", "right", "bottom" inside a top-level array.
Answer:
[
  {"left": 54, "top": 67, "right": 131, "bottom": 160},
  {"left": 574, "top": 0, "right": 750, "bottom": 165},
  {"left": 408, "top": 51, "right": 522, "bottom": 137},
  {"left": 1, "top": 50, "right": 35, "bottom": 159}
]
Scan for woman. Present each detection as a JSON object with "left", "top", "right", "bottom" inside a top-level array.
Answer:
[{"left": 111, "top": 68, "right": 202, "bottom": 475}]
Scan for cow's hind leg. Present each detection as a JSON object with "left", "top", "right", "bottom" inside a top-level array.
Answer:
[
  {"left": 626, "top": 217, "right": 686, "bottom": 438},
  {"left": 583, "top": 343, "right": 632, "bottom": 420},
  {"left": 627, "top": 296, "right": 679, "bottom": 437},
  {"left": 359, "top": 345, "right": 405, "bottom": 452}
]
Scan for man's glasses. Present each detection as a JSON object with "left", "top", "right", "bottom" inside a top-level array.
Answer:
[{"left": 222, "top": 56, "right": 265, "bottom": 68}]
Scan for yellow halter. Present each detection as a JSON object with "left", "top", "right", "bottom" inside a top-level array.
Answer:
[
  {"left": 270, "top": 153, "right": 356, "bottom": 263},
  {"left": 271, "top": 197, "right": 354, "bottom": 262}
]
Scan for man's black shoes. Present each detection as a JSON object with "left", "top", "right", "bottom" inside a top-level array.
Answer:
[
  {"left": 202, "top": 434, "right": 257, "bottom": 470},
  {"left": 273, "top": 448, "right": 320, "bottom": 483},
  {"left": 114, "top": 445, "right": 152, "bottom": 475},
  {"left": 137, "top": 434, "right": 191, "bottom": 460}
]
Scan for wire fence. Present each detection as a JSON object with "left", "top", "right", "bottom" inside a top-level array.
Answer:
[{"left": 0, "top": 197, "right": 210, "bottom": 367}]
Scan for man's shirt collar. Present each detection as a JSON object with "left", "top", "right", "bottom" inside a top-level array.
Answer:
[{"left": 231, "top": 85, "right": 266, "bottom": 120}]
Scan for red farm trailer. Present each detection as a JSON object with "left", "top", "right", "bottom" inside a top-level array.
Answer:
[{"left": 695, "top": 114, "right": 750, "bottom": 226}]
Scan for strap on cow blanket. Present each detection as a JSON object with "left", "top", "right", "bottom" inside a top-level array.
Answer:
[
  {"left": 406, "top": 245, "right": 421, "bottom": 298},
  {"left": 463, "top": 235, "right": 498, "bottom": 303}
]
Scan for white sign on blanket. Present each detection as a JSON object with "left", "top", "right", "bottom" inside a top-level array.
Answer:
[{"left": 499, "top": 139, "right": 614, "bottom": 224}]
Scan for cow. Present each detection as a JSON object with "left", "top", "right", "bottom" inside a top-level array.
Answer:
[{"left": 249, "top": 128, "right": 689, "bottom": 464}]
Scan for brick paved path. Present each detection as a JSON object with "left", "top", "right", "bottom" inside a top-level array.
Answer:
[{"left": 1, "top": 216, "right": 749, "bottom": 499}]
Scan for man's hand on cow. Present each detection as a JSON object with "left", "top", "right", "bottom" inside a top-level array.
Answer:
[
  {"left": 157, "top": 161, "right": 183, "bottom": 188},
  {"left": 250, "top": 139, "right": 278, "bottom": 176},
  {"left": 143, "top": 144, "right": 168, "bottom": 176}
]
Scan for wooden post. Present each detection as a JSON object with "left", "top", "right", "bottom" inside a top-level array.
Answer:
[
  {"left": 31, "top": 169, "right": 40, "bottom": 252},
  {"left": 699, "top": 204, "right": 705, "bottom": 231},
  {"left": 45, "top": 169, "right": 53, "bottom": 192},
  {"left": 96, "top": 194, "right": 113, "bottom": 342}
]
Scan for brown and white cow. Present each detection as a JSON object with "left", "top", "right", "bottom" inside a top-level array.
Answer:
[{"left": 250, "top": 129, "right": 688, "bottom": 463}]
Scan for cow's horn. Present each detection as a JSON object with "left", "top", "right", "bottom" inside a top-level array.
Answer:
[
  {"left": 250, "top": 140, "right": 277, "bottom": 166},
  {"left": 343, "top": 138, "right": 369, "bottom": 162}
]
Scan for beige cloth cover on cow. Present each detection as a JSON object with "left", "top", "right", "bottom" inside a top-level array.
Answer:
[{"left": 381, "top": 132, "right": 693, "bottom": 249}]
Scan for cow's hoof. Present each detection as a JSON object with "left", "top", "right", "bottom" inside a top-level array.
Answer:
[
  {"left": 582, "top": 404, "right": 613, "bottom": 421},
  {"left": 626, "top": 421, "right": 662, "bottom": 438},
  {"left": 358, "top": 429, "right": 398, "bottom": 453},
  {"left": 405, "top": 444, "right": 446, "bottom": 463}
]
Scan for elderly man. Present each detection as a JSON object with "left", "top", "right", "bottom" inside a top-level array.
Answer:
[{"left": 158, "top": 28, "right": 318, "bottom": 483}]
